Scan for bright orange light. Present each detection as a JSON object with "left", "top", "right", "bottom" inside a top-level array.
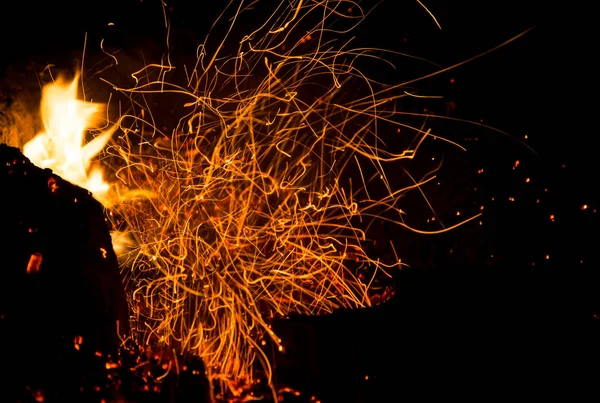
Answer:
[
  {"left": 97, "top": 0, "right": 482, "bottom": 397},
  {"left": 16, "top": 2, "right": 490, "bottom": 400},
  {"left": 22, "top": 74, "right": 115, "bottom": 205}
]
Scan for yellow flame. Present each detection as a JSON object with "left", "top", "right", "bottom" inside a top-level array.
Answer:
[{"left": 23, "top": 74, "right": 115, "bottom": 204}]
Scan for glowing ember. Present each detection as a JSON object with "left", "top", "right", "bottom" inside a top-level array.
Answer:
[
  {"left": 23, "top": 74, "right": 115, "bottom": 204},
  {"left": 26, "top": 252, "right": 43, "bottom": 274}
]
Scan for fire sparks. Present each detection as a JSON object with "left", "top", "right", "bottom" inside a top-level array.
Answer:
[
  {"left": 98, "top": 1, "right": 482, "bottom": 398},
  {"left": 26, "top": 252, "right": 43, "bottom": 274},
  {"left": 22, "top": 74, "right": 115, "bottom": 205},
  {"left": 13, "top": 0, "right": 484, "bottom": 400}
]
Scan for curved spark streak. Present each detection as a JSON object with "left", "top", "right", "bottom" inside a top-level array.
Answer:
[{"left": 46, "top": 0, "right": 487, "bottom": 400}]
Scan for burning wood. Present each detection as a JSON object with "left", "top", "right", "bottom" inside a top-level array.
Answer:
[{"left": 0, "top": 143, "right": 129, "bottom": 399}]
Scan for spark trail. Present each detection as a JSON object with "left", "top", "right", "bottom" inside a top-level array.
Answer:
[{"left": 19, "top": 1, "right": 481, "bottom": 400}]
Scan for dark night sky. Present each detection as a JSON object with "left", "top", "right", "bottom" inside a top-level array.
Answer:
[{"left": 1, "top": 1, "right": 596, "bottom": 401}]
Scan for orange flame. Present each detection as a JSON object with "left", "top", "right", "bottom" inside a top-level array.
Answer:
[{"left": 23, "top": 74, "right": 115, "bottom": 204}]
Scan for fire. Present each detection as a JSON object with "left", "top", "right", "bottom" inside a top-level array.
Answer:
[
  {"left": 11, "top": 2, "right": 488, "bottom": 401},
  {"left": 98, "top": 1, "right": 482, "bottom": 399},
  {"left": 23, "top": 74, "right": 115, "bottom": 204}
]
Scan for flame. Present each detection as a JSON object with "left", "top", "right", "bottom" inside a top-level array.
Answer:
[{"left": 23, "top": 74, "right": 115, "bottom": 204}]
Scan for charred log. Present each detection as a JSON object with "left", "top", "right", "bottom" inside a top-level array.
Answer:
[{"left": 0, "top": 143, "right": 129, "bottom": 399}]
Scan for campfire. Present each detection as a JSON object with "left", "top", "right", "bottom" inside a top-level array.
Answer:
[{"left": 0, "top": 1, "right": 499, "bottom": 402}]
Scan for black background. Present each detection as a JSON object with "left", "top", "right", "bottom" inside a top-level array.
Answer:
[{"left": 1, "top": 1, "right": 596, "bottom": 401}]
